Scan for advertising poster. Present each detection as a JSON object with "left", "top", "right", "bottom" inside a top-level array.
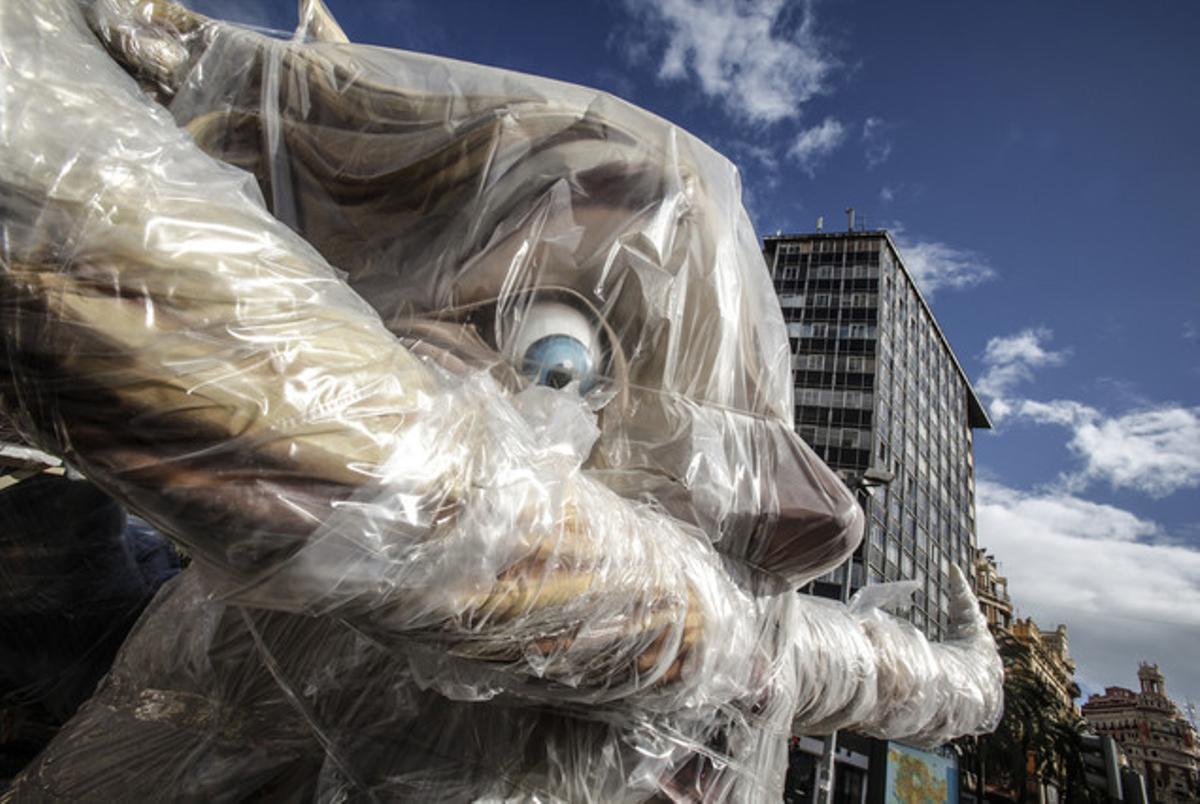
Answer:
[{"left": 884, "top": 741, "right": 959, "bottom": 804}]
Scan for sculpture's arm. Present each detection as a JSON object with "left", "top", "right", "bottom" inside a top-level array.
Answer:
[{"left": 787, "top": 567, "right": 1003, "bottom": 747}]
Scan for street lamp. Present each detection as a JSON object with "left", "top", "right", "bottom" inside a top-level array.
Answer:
[{"left": 813, "top": 466, "right": 894, "bottom": 804}]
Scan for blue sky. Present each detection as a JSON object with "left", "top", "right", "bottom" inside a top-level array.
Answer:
[{"left": 187, "top": 0, "right": 1200, "bottom": 711}]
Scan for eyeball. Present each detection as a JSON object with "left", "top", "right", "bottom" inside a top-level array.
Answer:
[{"left": 508, "top": 301, "right": 603, "bottom": 393}]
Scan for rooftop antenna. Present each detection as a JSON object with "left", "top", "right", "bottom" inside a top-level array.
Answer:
[
  {"left": 844, "top": 207, "right": 855, "bottom": 232},
  {"left": 816, "top": 216, "right": 824, "bottom": 232}
]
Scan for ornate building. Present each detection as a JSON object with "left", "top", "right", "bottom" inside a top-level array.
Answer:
[
  {"left": 1082, "top": 663, "right": 1200, "bottom": 803},
  {"left": 973, "top": 548, "right": 1013, "bottom": 632},
  {"left": 964, "top": 553, "right": 1082, "bottom": 802},
  {"left": 1008, "top": 619, "right": 1078, "bottom": 713}
]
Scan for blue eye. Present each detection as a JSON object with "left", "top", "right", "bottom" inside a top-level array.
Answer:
[
  {"left": 508, "top": 300, "right": 604, "bottom": 394},
  {"left": 521, "top": 334, "right": 597, "bottom": 392}
]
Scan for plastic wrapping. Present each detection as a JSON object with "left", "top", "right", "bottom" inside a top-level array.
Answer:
[{"left": 0, "top": 0, "right": 1002, "bottom": 800}]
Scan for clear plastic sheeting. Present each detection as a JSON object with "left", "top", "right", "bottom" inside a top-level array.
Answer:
[{"left": 0, "top": 0, "right": 1002, "bottom": 800}]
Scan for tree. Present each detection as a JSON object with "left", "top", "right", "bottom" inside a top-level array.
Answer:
[{"left": 969, "top": 631, "right": 1103, "bottom": 802}]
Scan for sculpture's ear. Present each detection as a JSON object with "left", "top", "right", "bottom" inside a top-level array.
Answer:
[{"left": 295, "top": 0, "right": 348, "bottom": 43}]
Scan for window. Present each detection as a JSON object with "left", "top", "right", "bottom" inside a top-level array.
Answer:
[{"left": 870, "top": 521, "right": 885, "bottom": 549}]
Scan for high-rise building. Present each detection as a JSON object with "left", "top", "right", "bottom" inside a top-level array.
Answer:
[
  {"left": 1082, "top": 663, "right": 1200, "bottom": 803},
  {"left": 763, "top": 227, "right": 991, "bottom": 639}
]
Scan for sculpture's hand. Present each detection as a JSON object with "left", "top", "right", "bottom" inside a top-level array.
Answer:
[{"left": 785, "top": 565, "right": 1003, "bottom": 746}]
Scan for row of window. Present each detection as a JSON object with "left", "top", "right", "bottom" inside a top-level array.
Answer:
[
  {"left": 806, "top": 444, "right": 872, "bottom": 472},
  {"left": 782, "top": 305, "right": 879, "bottom": 324},
  {"left": 778, "top": 292, "right": 880, "bottom": 308},
  {"left": 774, "top": 261, "right": 882, "bottom": 280},
  {"left": 796, "top": 405, "right": 873, "bottom": 428},
  {"left": 794, "top": 371, "right": 874, "bottom": 390},
  {"left": 795, "top": 354, "right": 875, "bottom": 372},
  {"left": 774, "top": 236, "right": 883, "bottom": 254},
  {"left": 801, "top": 277, "right": 880, "bottom": 293},
  {"left": 797, "top": 425, "right": 871, "bottom": 450},
  {"left": 795, "top": 388, "right": 874, "bottom": 409},
  {"left": 793, "top": 323, "right": 876, "bottom": 339}
]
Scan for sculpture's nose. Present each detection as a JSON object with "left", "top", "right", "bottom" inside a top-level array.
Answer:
[
  {"left": 593, "top": 392, "right": 864, "bottom": 589},
  {"left": 720, "top": 417, "right": 865, "bottom": 587}
]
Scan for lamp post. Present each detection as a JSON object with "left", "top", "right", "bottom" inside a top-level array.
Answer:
[{"left": 813, "top": 467, "right": 894, "bottom": 804}]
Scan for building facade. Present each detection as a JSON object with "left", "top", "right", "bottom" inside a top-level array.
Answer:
[
  {"left": 1009, "top": 619, "right": 1078, "bottom": 713},
  {"left": 973, "top": 548, "right": 1013, "bottom": 633},
  {"left": 1082, "top": 663, "right": 1200, "bottom": 803},
  {"left": 763, "top": 228, "right": 991, "bottom": 639}
]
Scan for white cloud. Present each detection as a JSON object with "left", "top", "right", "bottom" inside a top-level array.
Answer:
[
  {"left": 1017, "top": 402, "right": 1200, "bottom": 498},
  {"left": 862, "top": 116, "right": 893, "bottom": 168},
  {"left": 982, "top": 328, "right": 1067, "bottom": 370},
  {"left": 976, "top": 328, "right": 1069, "bottom": 422},
  {"left": 976, "top": 480, "right": 1200, "bottom": 708},
  {"left": 976, "top": 329, "right": 1200, "bottom": 497},
  {"left": 787, "top": 117, "right": 846, "bottom": 176},
  {"left": 890, "top": 224, "right": 996, "bottom": 297},
  {"left": 879, "top": 185, "right": 896, "bottom": 204},
  {"left": 622, "top": 0, "right": 836, "bottom": 124}
]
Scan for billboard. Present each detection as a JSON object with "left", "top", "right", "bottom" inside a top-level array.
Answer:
[{"left": 883, "top": 741, "right": 959, "bottom": 804}]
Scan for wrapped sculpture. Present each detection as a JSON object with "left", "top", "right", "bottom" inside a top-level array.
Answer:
[{"left": 0, "top": 0, "right": 1002, "bottom": 800}]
